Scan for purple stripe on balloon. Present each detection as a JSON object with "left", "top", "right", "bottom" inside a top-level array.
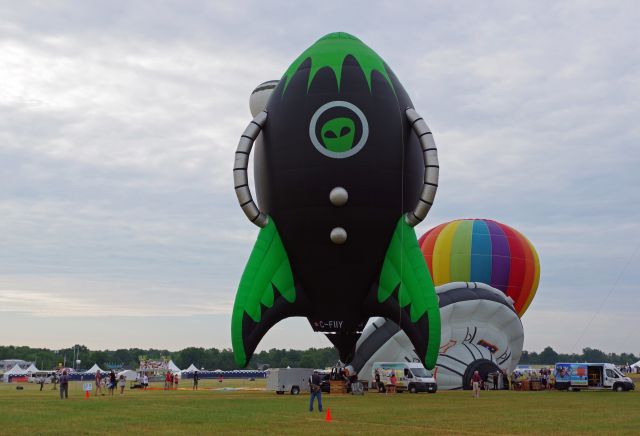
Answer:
[{"left": 486, "top": 220, "right": 510, "bottom": 293}]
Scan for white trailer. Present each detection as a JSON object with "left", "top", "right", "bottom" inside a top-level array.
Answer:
[{"left": 266, "top": 368, "right": 314, "bottom": 395}]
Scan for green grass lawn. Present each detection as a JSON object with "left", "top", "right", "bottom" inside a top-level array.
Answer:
[{"left": 0, "top": 379, "right": 638, "bottom": 435}]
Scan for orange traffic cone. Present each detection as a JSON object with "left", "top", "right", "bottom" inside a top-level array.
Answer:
[
  {"left": 325, "top": 408, "right": 331, "bottom": 422},
  {"left": 85, "top": 390, "right": 90, "bottom": 399}
]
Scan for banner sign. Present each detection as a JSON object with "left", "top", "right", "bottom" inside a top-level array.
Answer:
[
  {"left": 139, "top": 359, "right": 169, "bottom": 371},
  {"left": 555, "top": 363, "right": 588, "bottom": 386}
]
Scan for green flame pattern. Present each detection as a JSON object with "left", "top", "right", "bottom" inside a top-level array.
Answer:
[{"left": 281, "top": 32, "right": 394, "bottom": 94}]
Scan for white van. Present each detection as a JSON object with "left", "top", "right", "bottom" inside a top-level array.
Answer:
[
  {"left": 555, "top": 363, "right": 634, "bottom": 392},
  {"left": 371, "top": 362, "right": 437, "bottom": 393}
]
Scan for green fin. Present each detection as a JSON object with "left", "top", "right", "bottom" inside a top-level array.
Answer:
[
  {"left": 378, "top": 217, "right": 441, "bottom": 368},
  {"left": 231, "top": 218, "right": 295, "bottom": 367}
]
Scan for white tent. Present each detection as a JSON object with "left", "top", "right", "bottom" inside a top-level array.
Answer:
[
  {"left": 2, "top": 364, "right": 26, "bottom": 382},
  {"left": 117, "top": 369, "right": 138, "bottom": 382},
  {"left": 25, "top": 364, "right": 39, "bottom": 373},
  {"left": 631, "top": 361, "right": 640, "bottom": 369},
  {"left": 167, "top": 360, "right": 181, "bottom": 373},
  {"left": 83, "top": 364, "right": 103, "bottom": 374},
  {"left": 182, "top": 364, "right": 199, "bottom": 373}
]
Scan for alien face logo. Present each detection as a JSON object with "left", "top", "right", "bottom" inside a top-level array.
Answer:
[
  {"left": 309, "top": 101, "right": 369, "bottom": 158},
  {"left": 321, "top": 117, "right": 355, "bottom": 152}
]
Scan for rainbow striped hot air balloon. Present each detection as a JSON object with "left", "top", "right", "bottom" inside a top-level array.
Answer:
[{"left": 418, "top": 219, "right": 540, "bottom": 317}]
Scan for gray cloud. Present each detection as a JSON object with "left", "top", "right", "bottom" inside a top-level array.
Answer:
[{"left": 0, "top": 1, "right": 638, "bottom": 353}]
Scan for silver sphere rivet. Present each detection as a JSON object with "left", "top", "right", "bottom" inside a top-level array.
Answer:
[
  {"left": 329, "top": 187, "right": 348, "bottom": 206},
  {"left": 330, "top": 227, "right": 347, "bottom": 245}
]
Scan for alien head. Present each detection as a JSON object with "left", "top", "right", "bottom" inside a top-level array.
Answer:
[{"left": 321, "top": 117, "right": 355, "bottom": 152}]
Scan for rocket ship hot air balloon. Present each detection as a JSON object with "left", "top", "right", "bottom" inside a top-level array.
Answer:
[{"left": 232, "top": 33, "right": 441, "bottom": 368}]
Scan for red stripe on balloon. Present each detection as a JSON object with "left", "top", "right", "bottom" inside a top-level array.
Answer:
[
  {"left": 500, "top": 223, "right": 527, "bottom": 312},
  {"left": 516, "top": 234, "right": 536, "bottom": 314},
  {"left": 417, "top": 229, "right": 429, "bottom": 247},
  {"left": 420, "top": 222, "right": 448, "bottom": 275}
]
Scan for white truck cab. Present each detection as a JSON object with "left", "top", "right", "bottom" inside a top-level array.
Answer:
[
  {"left": 372, "top": 362, "right": 437, "bottom": 393},
  {"left": 555, "top": 362, "right": 634, "bottom": 392}
]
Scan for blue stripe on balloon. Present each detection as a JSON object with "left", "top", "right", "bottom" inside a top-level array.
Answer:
[
  {"left": 470, "top": 220, "right": 492, "bottom": 285},
  {"left": 486, "top": 220, "right": 510, "bottom": 292}
]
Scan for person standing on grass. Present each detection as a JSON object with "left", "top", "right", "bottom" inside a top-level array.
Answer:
[
  {"left": 167, "top": 371, "right": 172, "bottom": 390},
  {"left": 390, "top": 371, "right": 397, "bottom": 394},
  {"left": 545, "top": 371, "right": 551, "bottom": 390},
  {"left": 119, "top": 375, "right": 126, "bottom": 394},
  {"left": 59, "top": 370, "right": 69, "bottom": 399},
  {"left": 374, "top": 368, "right": 381, "bottom": 392},
  {"left": 385, "top": 370, "right": 397, "bottom": 395},
  {"left": 95, "top": 371, "right": 102, "bottom": 396},
  {"left": 193, "top": 370, "right": 199, "bottom": 390},
  {"left": 471, "top": 370, "right": 482, "bottom": 398},
  {"left": 174, "top": 373, "right": 179, "bottom": 389},
  {"left": 143, "top": 373, "right": 149, "bottom": 390},
  {"left": 109, "top": 370, "right": 116, "bottom": 396},
  {"left": 308, "top": 370, "right": 323, "bottom": 413}
]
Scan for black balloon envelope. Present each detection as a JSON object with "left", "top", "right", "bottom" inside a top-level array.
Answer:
[{"left": 232, "top": 32, "right": 441, "bottom": 368}]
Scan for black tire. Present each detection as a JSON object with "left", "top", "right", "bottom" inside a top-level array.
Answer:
[
  {"left": 276, "top": 391, "right": 284, "bottom": 395},
  {"left": 409, "top": 384, "right": 417, "bottom": 394},
  {"left": 291, "top": 386, "right": 300, "bottom": 395},
  {"left": 614, "top": 384, "right": 624, "bottom": 392}
]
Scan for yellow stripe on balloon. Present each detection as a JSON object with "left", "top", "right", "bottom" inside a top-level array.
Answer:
[{"left": 431, "top": 220, "right": 462, "bottom": 285}]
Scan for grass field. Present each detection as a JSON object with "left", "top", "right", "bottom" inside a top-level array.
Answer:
[{"left": 1, "top": 378, "right": 639, "bottom": 435}]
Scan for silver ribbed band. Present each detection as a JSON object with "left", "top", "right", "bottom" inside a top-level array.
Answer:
[
  {"left": 233, "top": 111, "right": 269, "bottom": 228},
  {"left": 405, "top": 108, "right": 439, "bottom": 227}
]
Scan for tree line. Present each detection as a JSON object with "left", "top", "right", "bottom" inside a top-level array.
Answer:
[
  {"left": 518, "top": 347, "right": 638, "bottom": 366},
  {"left": 1, "top": 345, "right": 636, "bottom": 371},
  {"left": 0, "top": 345, "right": 339, "bottom": 371}
]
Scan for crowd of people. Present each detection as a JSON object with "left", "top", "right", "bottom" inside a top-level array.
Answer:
[
  {"left": 164, "top": 371, "right": 180, "bottom": 390},
  {"left": 618, "top": 364, "right": 637, "bottom": 374},
  {"left": 41, "top": 369, "right": 187, "bottom": 399},
  {"left": 509, "top": 368, "right": 554, "bottom": 390},
  {"left": 93, "top": 370, "right": 127, "bottom": 396},
  {"left": 13, "top": 363, "right": 234, "bottom": 401},
  {"left": 372, "top": 368, "right": 397, "bottom": 394}
]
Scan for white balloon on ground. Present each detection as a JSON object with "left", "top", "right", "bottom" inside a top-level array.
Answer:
[
  {"left": 249, "top": 80, "right": 279, "bottom": 117},
  {"left": 351, "top": 282, "right": 524, "bottom": 390}
]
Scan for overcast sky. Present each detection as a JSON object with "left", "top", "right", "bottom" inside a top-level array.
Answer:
[{"left": 1, "top": 1, "right": 638, "bottom": 355}]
